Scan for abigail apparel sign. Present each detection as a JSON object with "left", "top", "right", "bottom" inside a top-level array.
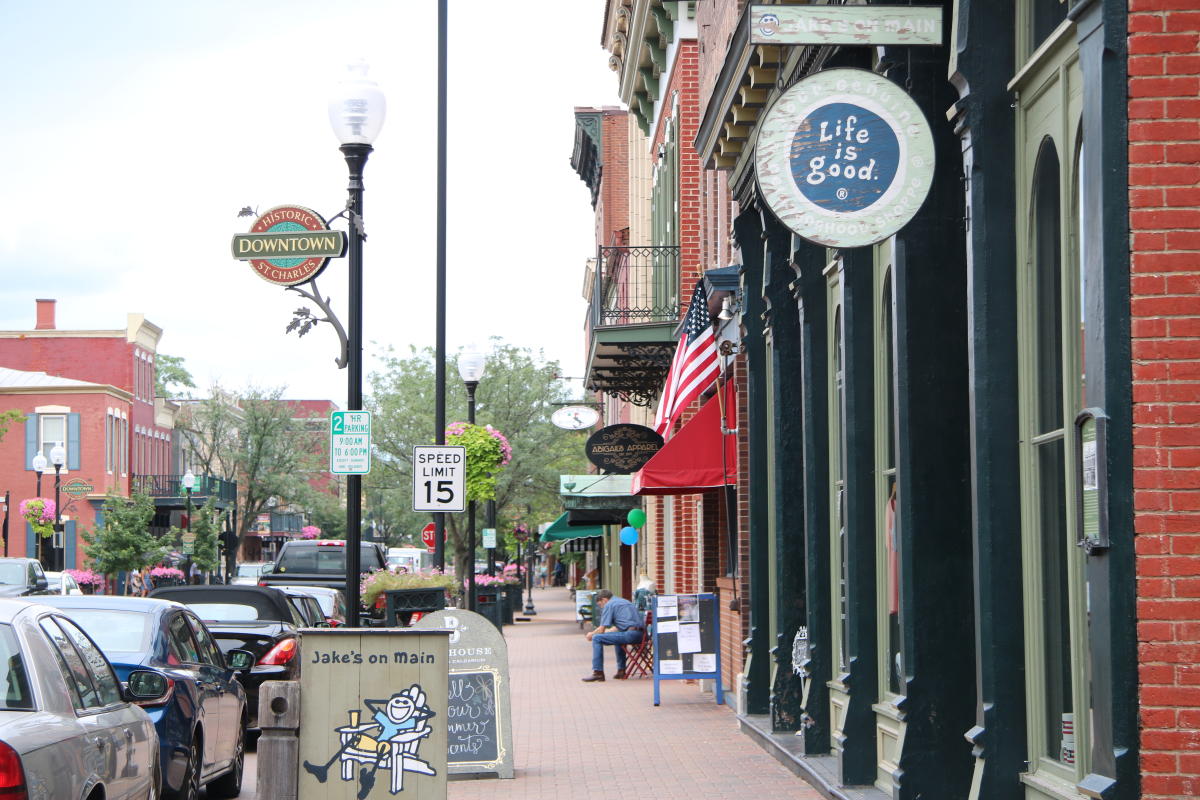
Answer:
[{"left": 755, "top": 68, "right": 935, "bottom": 248}]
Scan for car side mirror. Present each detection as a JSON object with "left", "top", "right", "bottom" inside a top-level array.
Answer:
[
  {"left": 34, "top": 578, "right": 48, "bottom": 591},
  {"left": 124, "top": 670, "right": 170, "bottom": 703},
  {"left": 225, "top": 649, "right": 255, "bottom": 671}
]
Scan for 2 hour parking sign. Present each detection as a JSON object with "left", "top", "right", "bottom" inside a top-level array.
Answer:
[
  {"left": 412, "top": 445, "right": 466, "bottom": 512},
  {"left": 330, "top": 411, "right": 371, "bottom": 475}
]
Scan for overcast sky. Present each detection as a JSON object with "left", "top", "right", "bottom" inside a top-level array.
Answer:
[{"left": 0, "top": 0, "right": 619, "bottom": 403}]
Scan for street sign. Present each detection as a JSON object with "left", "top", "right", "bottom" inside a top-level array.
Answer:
[
  {"left": 482, "top": 528, "right": 497, "bottom": 549},
  {"left": 412, "top": 445, "right": 466, "bottom": 512},
  {"left": 330, "top": 411, "right": 371, "bottom": 475},
  {"left": 61, "top": 479, "right": 93, "bottom": 497},
  {"left": 421, "top": 523, "right": 437, "bottom": 552},
  {"left": 231, "top": 205, "right": 346, "bottom": 287}
]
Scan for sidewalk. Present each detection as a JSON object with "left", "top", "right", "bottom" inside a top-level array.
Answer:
[{"left": 448, "top": 587, "right": 822, "bottom": 800}]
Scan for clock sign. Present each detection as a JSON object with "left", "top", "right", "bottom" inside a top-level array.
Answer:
[{"left": 551, "top": 406, "right": 600, "bottom": 431}]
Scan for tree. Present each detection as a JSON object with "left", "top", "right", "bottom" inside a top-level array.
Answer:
[
  {"left": 176, "top": 496, "right": 221, "bottom": 574},
  {"left": 0, "top": 410, "right": 25, "bottom": 442},
  {"left": 81, "top": 492, "right": 165, "bottom": 580},
  {"left": 177, "top": 385, "right": 330, "bottom": 560},
  {"left": 154, "top": 354, "right": 195, "bottom": 398},
  {"left": 368, "top": 341, "right": 589, "bottom": 579}
]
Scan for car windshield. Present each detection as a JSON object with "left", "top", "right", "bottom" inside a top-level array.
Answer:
[
  {"left": 307, "top": 594, "right": 334, "bottom": 616},
  {"left": 0, "top": 564, "right": 26, "bottom": 585},
  {"left": 185, "top": 603, "right": 262, "bottom": 621},
  {"left": 55, "top": 609, "right": 154, "bottom": 654},
  {"left": 235, "top": 564, "right": 262, "bottom": 577},
  {"left": 0, "top": 624, "right": 34, "bottom": 710},
  {"left": 277, "top": 544, "right": 381, "bottom": 574}
]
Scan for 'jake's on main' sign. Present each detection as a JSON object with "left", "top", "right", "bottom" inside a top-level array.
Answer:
[{"left": 755, "top": 68, "right": 934, "bottom": 249}]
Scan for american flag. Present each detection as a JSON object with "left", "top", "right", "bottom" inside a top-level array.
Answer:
[{"left": 654, "top": 281, "right": 719, "bottom": 439}]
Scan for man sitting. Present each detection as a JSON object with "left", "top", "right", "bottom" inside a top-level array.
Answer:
[{"left": 582, "top": 589, "right": 645, "bottom": 682}]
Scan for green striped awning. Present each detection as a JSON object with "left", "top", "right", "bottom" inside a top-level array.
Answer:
[{"left": 540, "top": 512, "right": 605, "bottom": 542}]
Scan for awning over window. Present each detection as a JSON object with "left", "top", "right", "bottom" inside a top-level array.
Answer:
[
  {"left": 632, "top": 380, "right": 737, "bottom": 495},
  {"left": 540, "top": 512, "right": 606, "bottom": 542}
]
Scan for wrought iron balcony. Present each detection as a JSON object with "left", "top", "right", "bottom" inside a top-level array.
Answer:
[
  {"left": 591, "top": 245, "right": 681, "bottom": 329},
  {"left": 133, "top": 473, "right": 238, "bottom": 505},
  {"left": 585, "top": 245, "right": 681, "bottom": 407}
]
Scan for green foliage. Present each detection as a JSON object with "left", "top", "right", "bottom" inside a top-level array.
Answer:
[
  {"left": 445, "top": 423, "right": 509, "bottom": 502},
  {"left": 0, "top": 410, "right": 25, "bottom": 443},
  {"left": 178, "top": 497, "right": 221, "bottom": 573},
  {"left": 81, "top": 493, "right": 165, "bottom": 578},
  {"left": 368, "top": 340, "right": 590, "bottom": 580},
  {"left": 154, "top": 354, "right": 195, "bottom": 398}
]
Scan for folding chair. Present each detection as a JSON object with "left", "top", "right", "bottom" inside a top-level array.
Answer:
[{"left": 621, "top": 610, "right": 654, "bottom": 678}]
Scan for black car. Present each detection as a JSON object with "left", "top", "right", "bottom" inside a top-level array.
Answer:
[
  {"left": 0, "top": 558, "right": 53, "bottom": 598},
  {"left": 149, "top": 585, "right": 304, "bottom": 730}
]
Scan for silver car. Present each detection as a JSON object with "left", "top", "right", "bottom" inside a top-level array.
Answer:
[{"left": 0, "top": 598, "right": 163, "bottom": 799}]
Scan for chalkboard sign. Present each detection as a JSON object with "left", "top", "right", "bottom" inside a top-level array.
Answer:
[
  {"left": 652, "top": 593, "right": 724, "bottom": 706},
  {"left": 447, "top": 671, "right": 499, "bottom": 764}
]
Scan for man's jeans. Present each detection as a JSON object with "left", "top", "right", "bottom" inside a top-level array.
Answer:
[{"left": 592, "top": 629, "right": 644, "bottom": 672}]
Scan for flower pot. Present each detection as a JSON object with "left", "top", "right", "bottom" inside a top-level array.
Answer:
[
  {"left": 383, "top": 588, "right": 447, "bottom": 627},
  {"left": 80, "top": 584, "right": 95, "bottom": 595}
]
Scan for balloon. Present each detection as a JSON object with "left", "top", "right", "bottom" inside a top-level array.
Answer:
[
  {"left": 626, "top": 508, "right": 647, "bottom": 528},
  {"left": 619, "top": 526, "right": 639, "bottom": 546}
]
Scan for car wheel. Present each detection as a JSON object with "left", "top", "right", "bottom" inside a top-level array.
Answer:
[
  {"left": 207, "top": 720, "right": 245, "bottom": 798},
  {"left": 166, "top": 739, "right": 201, "bottom": 800}
]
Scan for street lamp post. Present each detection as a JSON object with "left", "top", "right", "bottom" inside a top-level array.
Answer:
[
  {"left": 524, "top": 538, "right": 537, "bottom": 616},
  {"left": 182, "top": 470, "right": 195, "bottom": 583},
  {"left": 329, "top": 60, "right": 386, "bottom": 627},
  {"left": 31, "top": 452, "right": 46, "bottom": 565},
  {"left": 458, "top": 346, "right": 485, "bottom": 613},
  {"left": 50, "top": 445, "right": 65, "bottom": 571}
]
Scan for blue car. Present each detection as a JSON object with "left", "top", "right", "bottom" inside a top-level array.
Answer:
[{"left": 38, "top": 595, "right": 252, "bottom": 800}]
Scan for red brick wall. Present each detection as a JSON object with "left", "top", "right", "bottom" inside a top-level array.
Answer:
[
  {"left": 601, "top": 112, "right": 630, "bottom": 246},
  {"left": 1130, "top": 5, "right": 1200, "bottom": 798}
]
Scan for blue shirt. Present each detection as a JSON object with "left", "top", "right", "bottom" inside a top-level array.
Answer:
[{"left": 599, "top": 596, "right": 642, "bottom": 631}]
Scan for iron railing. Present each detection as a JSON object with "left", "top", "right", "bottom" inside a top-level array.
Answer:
[
  {"left": 591, "top": 245, "right": 681, "bottom": 329},
  {"left": 132, "top": 473, "right": 238, "bottom": 504}
]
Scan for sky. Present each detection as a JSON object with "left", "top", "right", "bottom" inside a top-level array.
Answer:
[{"left": 0, "top": 0, "right": 620, "bottom": 404}]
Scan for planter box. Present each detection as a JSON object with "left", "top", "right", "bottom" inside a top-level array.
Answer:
[
  {"left": 383, "top": 588, "right": 447, "bottom": 627},
  {"left": 476, "top": 587, "right": 505, "bottom": 631},
  {"left": 504, "top": 584, "right": 522, "bottom": 616}
]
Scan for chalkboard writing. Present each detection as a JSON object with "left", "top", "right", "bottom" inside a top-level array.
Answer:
[
  {"left": 652, "top": 593, "right": 724, "bottom": 706},
  {"left": 446, "top": 671, "right": 498, "bottom": 764}
]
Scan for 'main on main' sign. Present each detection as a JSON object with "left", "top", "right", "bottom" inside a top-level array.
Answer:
[{"left": 232, "top": 205, "right": 346, "bottom": 287}]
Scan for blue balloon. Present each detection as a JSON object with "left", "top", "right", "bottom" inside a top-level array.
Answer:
[{"left": 620, "top": 526, "right": 639, "bottom": 546}]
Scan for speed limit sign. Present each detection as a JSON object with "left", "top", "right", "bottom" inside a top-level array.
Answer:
[{"left": 412, "top": 445, "right": 466, "bottom": 512}]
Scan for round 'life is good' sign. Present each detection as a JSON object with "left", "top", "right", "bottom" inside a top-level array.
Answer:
[{"left": 755, "top": 68, "right": 935, "bottom": 249}]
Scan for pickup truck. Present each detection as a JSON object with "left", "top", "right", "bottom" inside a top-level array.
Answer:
[{"left": 258, "top": 540, "right": 387, "bottom": 611}]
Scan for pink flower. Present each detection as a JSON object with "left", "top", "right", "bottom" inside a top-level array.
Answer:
[
  {"left": 301, "top": 525, "right": 321, "bottom": 539},
  {"left": 19, "top": 498, "right": 55, "bottom": 524}
]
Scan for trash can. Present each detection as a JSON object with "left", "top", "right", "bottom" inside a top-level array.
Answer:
[
  {"left": 383, "top": 588, "right": 447, "bottom": 627},
  {"left": 476, "top": 587, "right": 505, "bottom": 631}
]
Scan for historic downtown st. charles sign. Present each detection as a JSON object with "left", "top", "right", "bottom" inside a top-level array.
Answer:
[
  {"left": 231, "top": 205, "right": 346, "bottom": 286},
  {"left": 755, "top": 67, "right": 935, "bottom": 249}
]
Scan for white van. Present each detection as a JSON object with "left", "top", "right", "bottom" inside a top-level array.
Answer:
[{"left": 387, "top": 547, "right": 432, "bottom": 573}]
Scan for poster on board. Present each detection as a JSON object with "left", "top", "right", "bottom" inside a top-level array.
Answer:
[{"left": 652, "top": 593, "right": 724, "bottom": 706}]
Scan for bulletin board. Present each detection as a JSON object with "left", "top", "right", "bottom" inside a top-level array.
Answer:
[{"left": 651, "top": 593, "right": 723, "bottom": 706}]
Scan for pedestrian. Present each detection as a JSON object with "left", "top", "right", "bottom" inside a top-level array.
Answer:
[
  {"left": 537, "top": 563, "right": 548, "bottom": 589},
  {"left": 553, "top": 561, "right": 566, "bottom": 587},
  {"left": 128, "top": 568, "right": 146, "bottom": 597},
  {"left": 582, "top": 589, "right": 645, "bottom": 682},
  {"left": 189, "top": 561, "right": 202, "bottom": 585}
]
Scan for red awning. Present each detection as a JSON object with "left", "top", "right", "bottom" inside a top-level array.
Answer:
[{"left": 632, "top": 380, "right": 737, "bottom": 495}]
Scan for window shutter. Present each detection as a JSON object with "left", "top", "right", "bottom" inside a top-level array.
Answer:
[
  {"left": 65, "top": 521, "right": 77, "bottom": 570},
  {"left": 68, "top": 413, "right": 81, "bottom": 470},
  {"left": 25, "top": 523, "right": 34, "bottom": 560},
  {"left": 24, "top": 416, "right": 37, "bottom": 470}
]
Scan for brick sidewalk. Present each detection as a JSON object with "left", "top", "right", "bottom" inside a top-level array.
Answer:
[{"left": 448, "top": 588, "right": 821, "bottom": 800}]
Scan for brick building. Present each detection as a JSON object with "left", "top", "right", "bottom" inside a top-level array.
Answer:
[{"left": 561, "top": 1, "right": 1200, "bottom": 799}]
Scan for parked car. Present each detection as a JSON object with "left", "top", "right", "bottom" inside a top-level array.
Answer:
[
  {"left": 274, "top": 584, "right": 347, "bottom": 627},
  {"left": 148, "top": 585, "right": 302, "bottom": 731},
  {"left": 0, "top": 558, "right": 53, "bottom": 598},
  {"left": 39, "top": 595, "right": 253, "bottom": 800},
  {"left": 230, "top": 562, "right": 272, "bottom": 586},
  {"left": 0, "top": 597, "right": 163, "bottom": 800},
  {"left": 258, "top": 540, "right": 387, "bottom": 612},
  {"left": 281, "top": 588, "right": 328, "bottom": 628},
  {"left": 43, "top": 570, "right": 83, "bottom": 595}
]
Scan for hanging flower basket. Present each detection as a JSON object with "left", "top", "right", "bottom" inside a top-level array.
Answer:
[
  {"left": 19, "top": 498, "right": 55, "bottom": 539},
  {"left": 444, "top": 422, "right": 512, "bottom": 502}
]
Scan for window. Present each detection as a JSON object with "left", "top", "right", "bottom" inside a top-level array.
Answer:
[
  {"left": 41, "top": 617, "right": 99, "bottom": 710},
  {"left": 56, "top": 617, "right": 121, "bottom": 707},
  {"left": 828, "top": 268, "right": 849, "bottom": 675},
  {"left": 168, "top": 614, "right": 201, "bottom": 664},
  {"left": 186, "top": 615, "right": 224, "bottom": 667},
  {"left": 876, "top": 264, "right": 902, "bottom": 698},
  {"left": 0, "top": 625, "right": 33, "bottom": 710},
  {"left": 39, "top": 414, "right": 65, "bottom": 465},
  {"left": 1014, "top": 32, "right": 1087, "bottom": 788}
]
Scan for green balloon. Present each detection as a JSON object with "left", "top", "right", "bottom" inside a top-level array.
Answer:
[{"left": 627, "top": 508, "right": 647, "bottom": 528}]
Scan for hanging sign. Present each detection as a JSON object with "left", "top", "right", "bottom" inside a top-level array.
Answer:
[
  {"left": 750, "top": 5, "right": 943, "bottom": 47},
  {"left": 232, "top": 205, "right": 346, "bottom": 287},
  {"left": 585, "top": 424, "right": 664, "bottom": 474},
  {"left": 755, "top": 68, "right": 935, "bottom": 249}
]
